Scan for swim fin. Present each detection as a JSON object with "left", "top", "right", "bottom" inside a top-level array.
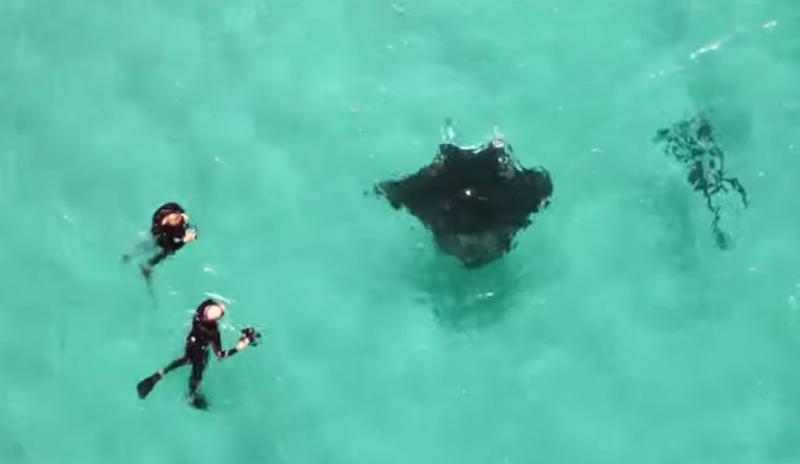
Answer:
[
  {"left": 188, "top": 393, "right": 208, "bottom": 410},
  {"left": 137, "top": 373, "right": 161, "bottom": 399}
]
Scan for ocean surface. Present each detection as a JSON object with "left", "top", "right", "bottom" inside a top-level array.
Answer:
[{"left": 1, "top": 0, "right": 800, "bottom": 463}]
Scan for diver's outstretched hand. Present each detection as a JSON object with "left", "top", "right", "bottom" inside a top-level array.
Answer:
[
  {"left": 243, "top": 327, "right": 262, "bottom": 345},
  {"left": 183, "top": 229, "right": 198, "bottom": 243},
  {"left": 237, "top": 327, "right": 262, "bottom": 351}
]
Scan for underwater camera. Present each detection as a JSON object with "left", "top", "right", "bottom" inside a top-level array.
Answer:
[{"left": 241, "top": 327, "right": 262, "bottom": 346}]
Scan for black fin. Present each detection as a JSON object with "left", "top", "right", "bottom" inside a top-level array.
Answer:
[
  {"left": 136, "top": 374, "right": 161, "bottom": 399},
  {"left": 189, "top": 394, "right": 208, "bottom": 410}
]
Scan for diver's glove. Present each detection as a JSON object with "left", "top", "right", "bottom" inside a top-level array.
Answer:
[
  {"left": 184, "top": 225, "right": 198, "bottom": 242},
  {"left": 241, "top": 327, "right": 262, "bottom": 346}
]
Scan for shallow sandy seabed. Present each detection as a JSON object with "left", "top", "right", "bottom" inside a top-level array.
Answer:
[{"left": 1, "top": 1, "right": 800, "bottom": 463}]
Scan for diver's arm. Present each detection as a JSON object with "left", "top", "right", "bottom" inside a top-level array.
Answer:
[{"left": 213, "top": 331, "right": 250, "bottom": 360}]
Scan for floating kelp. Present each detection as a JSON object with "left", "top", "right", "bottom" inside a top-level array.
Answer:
[
  {"left": 654, "top": 116, "right": 748, "bottom": 249},
  {"left": 376, "top": 124, "right": 553, "bottom": 268}
]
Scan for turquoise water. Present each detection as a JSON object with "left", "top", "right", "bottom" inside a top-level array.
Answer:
[{"left": 2, "top": 0, "right": 800, "bottom": 462}]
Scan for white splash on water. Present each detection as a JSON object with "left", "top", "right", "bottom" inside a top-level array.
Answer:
[
  {"left": 690, "top": 38, "right": 728, "bottom": 60},
  {"left": 762, "top": 20, "right": 778, "bottom": 29},
  {"left": 203, "top": 266, "right": 218, "bottom": 275},
  {"left": 205, "top": 291, "right": 235, "bottom": 305},
  {"left": 650, "top": 18, "right": 779, "bottom": 77}
]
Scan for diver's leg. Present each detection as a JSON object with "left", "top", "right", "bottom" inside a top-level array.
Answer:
[
  {"left": 187, "top": 351, "right": 209, "bottom": 409},
  {"left": 163, "top": 356, "right": 190, "bottom": 375},
  {"left": 141, "top": 248, "right": 170, "bottom": 279},
  {"left": 137, "top": 356, "right": 188, "bottom": 399},
  {"left": 146, "top": 248, "right": 170, "bottom": 268},
  {"left": 122, "top": 237, "right": 157, "bottom": 263},
  {"left": 188, "top": 356, "right": 206, "bottom": 394}
]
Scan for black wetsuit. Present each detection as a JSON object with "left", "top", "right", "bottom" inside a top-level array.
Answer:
[
  {"left": 136, "top": 299, "right": 254, "bottom": 408},
  {"left": 146, "top": 202, "right": 190, "bottom": 268},
  {"left": 161, "top": 299, "right": 240, "bottom": 399}
]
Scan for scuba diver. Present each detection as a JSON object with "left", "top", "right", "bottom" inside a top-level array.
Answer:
[
  {"left": 136, "top": 298, "right": 262, "bottom": 410},
  {"left": 123, "top": 202, "right": 198, "bottom": 280}
]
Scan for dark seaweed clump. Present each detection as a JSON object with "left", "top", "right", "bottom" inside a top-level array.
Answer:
[{"left": 655, "top": 116, "right": 748, "bottom": 249}]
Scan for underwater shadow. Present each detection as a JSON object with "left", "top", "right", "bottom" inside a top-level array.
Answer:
[
  {"left": 406, "top": 231, "right": 563, "bottom": 331},
  {"left": 371, "top": 120, "right": 559, "bottom": 330}
]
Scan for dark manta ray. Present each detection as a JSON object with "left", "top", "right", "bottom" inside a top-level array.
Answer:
[
  {"left": 654, "top": 115, "right": 748, "bottom": 249},
  {"left": 375, "top": 131, "right": 553, "bottom": 268}
]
